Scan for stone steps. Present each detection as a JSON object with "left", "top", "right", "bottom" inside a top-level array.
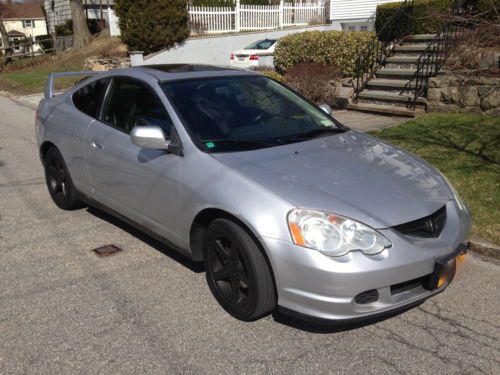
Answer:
[
  {"left": 357, "top": 90, "right": 426, "bottom": 108},
  {"left": 385, "top": 56, "right": 420, "bottom": 69},
  {"left": 347, "top": 103, "right": 420, "bottom": 117},
  {"left": 403, "top": 34, "right": 437, "bottom": 43},
  {"left": 393, "top": 44, "right": 436, "bottom": 57},
  {"left": 376, "top": 69, "right": 424, "bottom": 79},
  {"left": 366, "top": 79, "right": 418, "bottom": 94},
  {"left": 349, "top": 33, "right": 438, "bottom": 117}
]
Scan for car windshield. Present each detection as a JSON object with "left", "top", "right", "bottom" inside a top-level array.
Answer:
[
  {"left": 244, "top": 39, "right": 276, "bottom": 50},
  {"left": 161, "top": 76, "right": 346, "bottom": 152}
]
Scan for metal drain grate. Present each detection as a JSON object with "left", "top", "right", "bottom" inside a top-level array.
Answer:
[{"left": 92, "top": 244, "right": 122, "bottom": 258}]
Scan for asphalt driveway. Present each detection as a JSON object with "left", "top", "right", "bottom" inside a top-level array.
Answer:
[{"left": 0, "top": 95, "right": 499, "bottom": 374}]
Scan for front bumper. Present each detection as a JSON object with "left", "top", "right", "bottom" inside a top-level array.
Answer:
[{"left": 261, "top": 200, "right": 471, "bottom": 321}]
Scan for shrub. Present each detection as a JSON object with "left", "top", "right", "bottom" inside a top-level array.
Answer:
[
  {"left": 376, "top": 0, "right": 454, "bottom": 41},
  {"left": 445, "top": 25, "right": 500, "bottom": 74},
  {"left": 115, "top": 0, "right": 189, "bottom": 54},
  {"left": 284, "top": 63, "right": 339, "bottom": 105},
  {"left": 252, "top": 68, "right": 286, "bottom": 82},
  {"left": 55, "top": 19, "right": 102, "bottom": 36},
  {"left": 274, "top": 31, "right": 374, "bottom": 76},
  {"left": 35, "top": 35, "right": 54, "bottom": 51}
]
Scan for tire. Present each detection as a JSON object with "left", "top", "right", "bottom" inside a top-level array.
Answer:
[
  {"left": 203, "top": 218, "right": 276, "bottom": 321},
  {"left": 43, "top": 147, "right": 82, "bottom": 210}
]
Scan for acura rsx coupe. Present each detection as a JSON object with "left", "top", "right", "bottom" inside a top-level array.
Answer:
[{"left": 36, "top": 64, "right": 471, "bottom": 322}]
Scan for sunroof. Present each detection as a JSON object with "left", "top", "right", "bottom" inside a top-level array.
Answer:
[{"left": 140, "top": 64, "right": 232, "bottom": 73}]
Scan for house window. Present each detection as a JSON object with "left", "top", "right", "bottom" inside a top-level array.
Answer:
[
  {"left": 360, "top": 25, "right": 368, "bottom": 32},
  {"left": 23, "top": 20, "right": 35, "bottom": 28},
  {"left": 348, "top": 26, "right": 356, "bottom": 32}
]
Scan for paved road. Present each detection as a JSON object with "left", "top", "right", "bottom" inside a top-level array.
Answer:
[{"left": 0, "top": 95, "right": 499, "bottom": 375}]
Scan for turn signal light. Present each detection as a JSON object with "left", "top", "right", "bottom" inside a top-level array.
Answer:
[
  {"left": 230, "top": 54, "right": 234, "bottom": 60},
  {"left": 249, "top": 54, "right": 259, "bottom": 61}
]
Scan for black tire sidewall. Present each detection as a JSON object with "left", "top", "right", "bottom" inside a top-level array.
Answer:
[
  {"left": 203, "top": 218, "right": 276, "bottom": 321},
  {"left": 44, "top": 148, "right": 80, "bottom": 210}
]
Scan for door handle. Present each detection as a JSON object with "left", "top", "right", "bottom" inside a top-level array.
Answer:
[{"left": 91, "top": 139, "right": 103, "bottom": 150}]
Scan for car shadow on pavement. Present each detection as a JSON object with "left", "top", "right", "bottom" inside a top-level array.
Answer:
[
  {"left": 84, "top": 205, "right": 422, "bottom": 332},
  {"left": 271, "top": 301, "right": 424, "bottom": 334},
  {"left": 86, "top": 206, "right": 205, "bottom": 274}
]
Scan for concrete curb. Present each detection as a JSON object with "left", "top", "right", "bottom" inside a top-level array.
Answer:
[
  {"left": 0, "top": 91, "right": 41, "bottom": 110},
  {"left": 469, "top": 237, "right": 500, "bottom": 261}
]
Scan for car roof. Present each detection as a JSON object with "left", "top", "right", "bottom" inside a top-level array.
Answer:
[{"left": 132, "top": 64, "right": 259, "bottom": 82}]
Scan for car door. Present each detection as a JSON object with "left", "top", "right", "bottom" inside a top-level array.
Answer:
[
  {"left": 51, "top": 77, "right": 110, "bottom": 196},
  {"left": 84, "top": 76, "right": 183, "bottom": 242}
]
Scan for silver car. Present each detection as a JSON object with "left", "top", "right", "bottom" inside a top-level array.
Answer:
[{"left": 36, "top": 65, "right": 471, "bottom": 323}]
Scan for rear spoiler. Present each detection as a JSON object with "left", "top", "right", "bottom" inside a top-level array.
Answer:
[{"left": 44, "top": 71, "right": 101, "bottom": 99}]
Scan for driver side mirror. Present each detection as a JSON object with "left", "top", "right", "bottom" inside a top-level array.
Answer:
[
  {"left": 130, "top": 126, "right": 182, "bottom": 155},
  {"left": 319, "top": 104, "right": 333, "bottom": 115}
]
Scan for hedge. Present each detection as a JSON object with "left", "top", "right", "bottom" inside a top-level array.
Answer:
[
  {"left": 376, "top": 0, "right": 500, "bottom": 42},
  {"left": 55, "top": 19, "right": 103, "bottom": 36},
  {"left": 115, "top": 0, "right": 189, "bottom": 54},
  {"left": 273, "top": 31, "right": 375, "bottom": 76}
]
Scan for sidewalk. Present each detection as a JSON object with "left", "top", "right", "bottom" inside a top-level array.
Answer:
[
  {"left": 0, "top": 91, "right": 44, "bottom": 110},
  {"left": 333, "top": 109, "right": 409, "bottom": 132}
]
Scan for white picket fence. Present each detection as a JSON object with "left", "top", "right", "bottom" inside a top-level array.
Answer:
[{"left": 188, "top": 1, "right": 328, "bottom": 35}]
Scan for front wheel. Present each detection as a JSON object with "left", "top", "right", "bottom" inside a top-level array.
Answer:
[{"left": 203, "top": 219, "right": 276, "bottom": 321}]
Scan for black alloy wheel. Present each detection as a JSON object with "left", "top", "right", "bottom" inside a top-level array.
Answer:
[
  {"left": 44, "top": 148, "right": 81, "bottom": 210},
  {"left": 204, "top": 219, "right": 276, "bottom": 321}
]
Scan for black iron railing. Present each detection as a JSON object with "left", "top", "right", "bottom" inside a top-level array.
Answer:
[
  {"left": 353, "top": 0, "right": 413, "bottom": 102},
  {"left": 409, "top": 0, "right": 469, "bottom": 109}
]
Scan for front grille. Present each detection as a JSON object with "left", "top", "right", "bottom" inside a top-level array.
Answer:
[
  {"left": 354, "top": 289, "right": 379, "bottom": 304},
  {"left": 393, "top": 206, "right": 447, "bottom": 238}
]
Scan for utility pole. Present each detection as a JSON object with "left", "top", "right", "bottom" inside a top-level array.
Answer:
[{"left": 99, "top": 0, "right": 104, "bottom": 31}]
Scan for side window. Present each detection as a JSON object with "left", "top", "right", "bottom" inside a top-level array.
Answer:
[
  {"left": 102, "top": 79, "right": 173, "bottom": 136},
  {"left": 73, "top": 78, "right": 110, "bottom": 118}
]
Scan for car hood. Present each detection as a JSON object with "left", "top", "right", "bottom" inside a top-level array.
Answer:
[{"left": 211, "top": 131, "right": 452, "bottom": 229}]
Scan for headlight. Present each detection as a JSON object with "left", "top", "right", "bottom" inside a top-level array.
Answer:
[
  {"left": 438, "top": 171, "right": 466, "bottom": 211},
  {"left": 287, "top": 209, "right": 392, "bottom": 257}
]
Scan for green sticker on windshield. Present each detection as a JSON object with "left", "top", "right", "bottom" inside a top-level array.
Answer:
[
  {"left": 321, "top": 119, "right": 333, "bottom": 127},
  {"left": 206, "top": 142, "right": 215, "bottom": 149}
]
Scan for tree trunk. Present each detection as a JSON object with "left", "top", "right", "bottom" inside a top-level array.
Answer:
[
  {"left": 70, "top": 0, "right": 91, "bottom": 50},
  {"left": 0, "top": 11, "right": 13, "bottom": 68},
  {"left": 0, "top": 17, "right": 9, "bottom": 50}
]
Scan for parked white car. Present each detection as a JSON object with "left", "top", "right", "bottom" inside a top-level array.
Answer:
[{"left": 229, "top": 39, "right": 277, "bottom": 68}]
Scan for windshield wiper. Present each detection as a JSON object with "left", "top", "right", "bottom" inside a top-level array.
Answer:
[
  {"left": 278, "top": 127, "right": 347, "bottom": 144},
  {"left": 202, "top": 138, "right": 278, "bottom": 149}
]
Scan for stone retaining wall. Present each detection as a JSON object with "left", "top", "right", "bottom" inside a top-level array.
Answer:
[
  {"left": 427, "top": 73, "right": 500, "bottom": 116},
  {"left": 83, "top": 57, "right": 131, "bottom": 71}
]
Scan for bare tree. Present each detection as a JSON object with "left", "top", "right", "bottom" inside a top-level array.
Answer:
[
  {"left": 0, "top": 3, "right": 13, "bottom": 67},
  {"left": 70, "top": 0, "right": 91, "bottom": 50}
]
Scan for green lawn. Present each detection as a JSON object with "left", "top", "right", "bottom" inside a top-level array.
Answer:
[
  {"left": 0, "top": 36, "right": 124, "bottom": 95},
  {"left": 370, "top": 113, "right": 500, "bottom": 245},
  {"left": 0, "top": 69, "right": 82, "bottom": 93}
]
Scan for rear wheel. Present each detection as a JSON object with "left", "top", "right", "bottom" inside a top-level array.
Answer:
[
  {"left": 203, "top": 219, "right": 276, "bottom": 321},
  {"left": 44, "top": 147, "right": 82, "bottom": 210}
]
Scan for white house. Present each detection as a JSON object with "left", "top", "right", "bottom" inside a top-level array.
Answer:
[
  {"left": 44, "top": 0, "right": 115, "bottom": 34},
  {"left": 329, "top": 0, "right": 400, "bottom": 32},
  {"left": 0, "top": 2, "right": 48, "bottom": 52}
]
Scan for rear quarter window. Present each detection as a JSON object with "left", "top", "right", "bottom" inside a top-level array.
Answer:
[{"left": 72, "top": 78, "right": 110, "bottom": 118}]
